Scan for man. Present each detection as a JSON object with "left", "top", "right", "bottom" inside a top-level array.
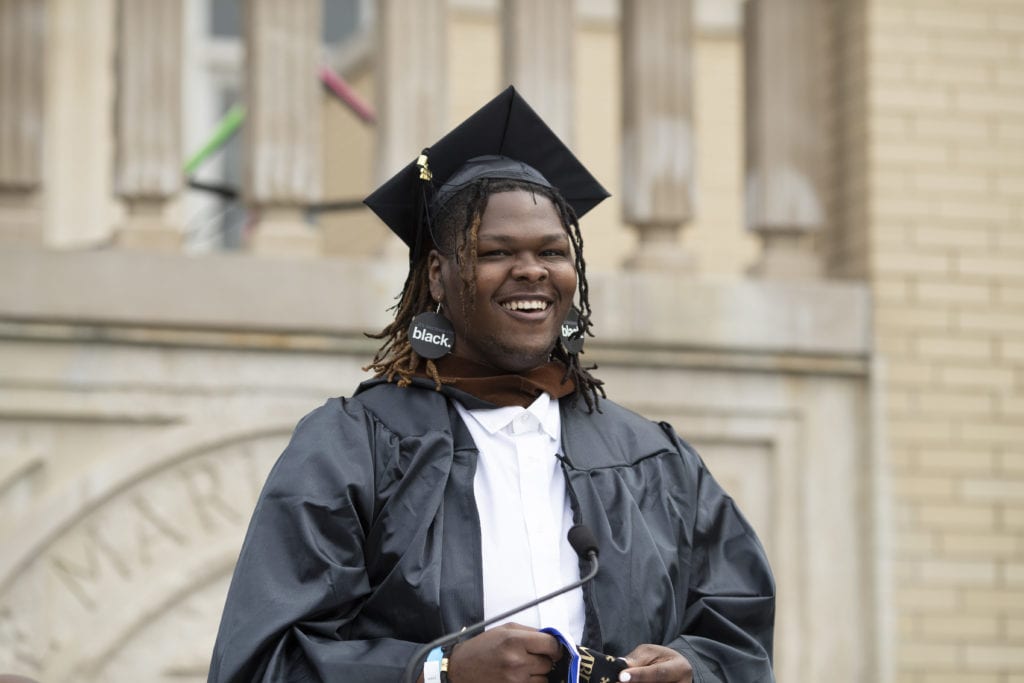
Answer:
[{"left": 208, "top": 87, "right": 775, "bottom": 683}]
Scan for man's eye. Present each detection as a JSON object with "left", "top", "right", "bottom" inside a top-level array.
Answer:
[{"left": 542, "top": 249, "right": 568, "bottom": 258}]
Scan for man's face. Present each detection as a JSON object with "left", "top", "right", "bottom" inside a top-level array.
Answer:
[{"left": 428, "top": 190, "right": 577, "bottom": 374}]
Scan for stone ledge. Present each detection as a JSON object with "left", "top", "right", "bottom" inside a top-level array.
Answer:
[
  {"left": 0, "top": 247, "right": 871, "bottom": 357},
  {"left": 0, "top": 321, "right": 868, "bottom": 378},
  {"left": 590, "top": 270, "right": 871, "bottom": 356}
]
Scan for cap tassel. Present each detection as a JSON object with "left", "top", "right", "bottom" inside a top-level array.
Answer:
[{"left": 412, "top": 148, "right": 434, "bottom": 263}]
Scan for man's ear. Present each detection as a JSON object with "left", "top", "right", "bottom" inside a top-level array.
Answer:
[{"left": 427, "top": 249, "right": 445, "bottom": 303}]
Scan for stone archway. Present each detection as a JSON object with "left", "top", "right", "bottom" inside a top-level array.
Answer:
[{"left": 0, "top": 421, "right": 293, "bottom": 682}]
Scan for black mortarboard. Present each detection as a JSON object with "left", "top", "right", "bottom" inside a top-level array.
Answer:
[{"left": 364, "top": 86, "right": 610, "bottom": 261}]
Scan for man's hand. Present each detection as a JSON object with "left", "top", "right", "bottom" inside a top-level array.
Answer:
[
  {"left": 448, "top": 623, "right": 563, "bottom": 682},
  {"left": 617, "top": 644, "right": 693, "bottom": 683}
]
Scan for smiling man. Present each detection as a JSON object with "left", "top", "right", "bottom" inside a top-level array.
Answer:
[{"left": 208, "top": 88, "right": 776, "bottom": 683}]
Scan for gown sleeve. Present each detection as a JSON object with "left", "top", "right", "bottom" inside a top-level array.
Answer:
[
  {"left": 207, "top": 399, "right": 420, "bottom": 683},
  {"left": 664, "top": 431, "right": 777, "bottom": 683}
]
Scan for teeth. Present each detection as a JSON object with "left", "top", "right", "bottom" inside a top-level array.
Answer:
[{"left": 502, "top": 300, "right": 548, "bottom": 311}]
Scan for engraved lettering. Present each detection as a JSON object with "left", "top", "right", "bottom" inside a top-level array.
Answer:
[
  {"left": 0, "top": 605, "right": 43, "bottom": 673},
  {"left": 133, "top": 496, "right": 187, "bottom": 565},
  {"left": 180, "top": 460, "right": 243, "bottom": 531},
  {"left": 48, "top": 525, "right": 130, "bottom": 611}
]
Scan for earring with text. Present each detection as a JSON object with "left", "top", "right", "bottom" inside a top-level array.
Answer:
[
  {"left": 560, "top": 306, "right": 584, "bottom": 354},
  {"left": 408, "top": 303, "right": 454, "bottom": 359}
]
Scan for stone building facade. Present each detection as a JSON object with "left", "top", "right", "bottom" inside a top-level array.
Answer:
[{"left": 0, "top": 1, "right": 1020, "bottom": 682}]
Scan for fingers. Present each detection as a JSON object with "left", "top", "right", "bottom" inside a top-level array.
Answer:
[
  {"left": 523, "top": 633, "right": 564, "bottom": 661},
  {"left": 618, "top": 662, "right": 687, "bottom": 683},
  {"left": 494, "top": 623, "right": 563, "bottom": 661},
  {"left": 618, "top": 644, "right": 693, "bottom": 683},
  {"left": 448, "top": 624, "right": 564, "bottom": 682}
]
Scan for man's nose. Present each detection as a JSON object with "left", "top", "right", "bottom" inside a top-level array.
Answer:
[{"left": 511, "top": 254, "right": 548, "bottom": 281}]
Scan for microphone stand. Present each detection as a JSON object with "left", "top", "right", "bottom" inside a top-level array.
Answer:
[{"left": 400, "top": 550, "right": 599, "bottom": 683}]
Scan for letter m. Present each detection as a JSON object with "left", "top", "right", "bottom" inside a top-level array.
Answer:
[{"left": 48, "top": 525, "right": 131, "bottom": 611}]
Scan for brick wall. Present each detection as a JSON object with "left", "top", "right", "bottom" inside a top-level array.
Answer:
[{"left": 866, "top": 1, "right": 1024, "bottom": 679}]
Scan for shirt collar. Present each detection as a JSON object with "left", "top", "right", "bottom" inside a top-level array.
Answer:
[{"left": 461, "top": 391, "right": 561, "bottom": 441}]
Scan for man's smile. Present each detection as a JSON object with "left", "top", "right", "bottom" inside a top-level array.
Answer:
[{"left": 500, "top": 298, "right": 552, "bottom": 312}]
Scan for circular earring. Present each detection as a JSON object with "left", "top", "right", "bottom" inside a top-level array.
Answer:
[
  {"left": 408, "top": 301, "right": 455, "bottom": 359},
  {"left": 560, "top": 306, "right": 584, "bottom": 354}
]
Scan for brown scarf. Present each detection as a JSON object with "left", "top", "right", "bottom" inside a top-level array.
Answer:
[{"left": 413, "top": 355, "right": 576, "bottom": 408}]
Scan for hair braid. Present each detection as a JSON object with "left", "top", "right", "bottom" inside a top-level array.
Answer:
[
  {"left": 363, "top": 258, "right": 440, "bottom": 387},
  {"left": 543, "top": 189, "right": 605, "bottom": 413}
]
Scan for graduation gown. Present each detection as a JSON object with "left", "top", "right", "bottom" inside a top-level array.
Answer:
[{"left": 208, "top": 380, "right": 776, "bottom": 682}]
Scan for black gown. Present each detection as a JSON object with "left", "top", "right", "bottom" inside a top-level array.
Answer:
[{"left": 208, "top": 379, "right": 776, "bottom": 682}]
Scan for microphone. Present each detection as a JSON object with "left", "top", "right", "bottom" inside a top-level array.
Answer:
[
  {"left": 567, "top": 524, "right": 599, "bottom": 561},
  {"left": 401, "top": 524, "right": 600, "bottom": 683}
]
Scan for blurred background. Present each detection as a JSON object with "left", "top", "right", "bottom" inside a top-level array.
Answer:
[{"left": 0, "top": 0, "right": 1021, "bottom": 681}]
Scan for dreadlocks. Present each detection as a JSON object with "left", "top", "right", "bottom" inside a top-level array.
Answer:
[{"left": 366, "top": 178, "right": 605, "bottom": 412}]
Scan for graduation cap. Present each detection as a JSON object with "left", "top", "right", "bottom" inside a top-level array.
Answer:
[{"left": 364, "top": 86, "right": 610, "bottom": 261}]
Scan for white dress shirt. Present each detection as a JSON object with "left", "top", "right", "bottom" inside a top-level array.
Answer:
[{"left": 454, "top": 392, "right": 586, "bottom": 642}]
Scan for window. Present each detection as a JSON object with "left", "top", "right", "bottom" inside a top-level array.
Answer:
[{"left": 182, "top": 0, "right": 371, "bottom": 251}]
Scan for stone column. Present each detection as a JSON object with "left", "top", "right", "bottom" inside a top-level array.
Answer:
[
  {"left": 501, "top": 0, "right": 574, "bottom": 143},
  {"left": 0, "top": 0, "right": 45, "bottom": 245},
  {"left": 743, "top": 0, "right": 824, "bottom": 279},
  {"left": 374, "top": 0, "right": 447, "bottom": 259},
  {"left": 620, "top": 0, "right": 696, "bottom": 271},
  {"left": 244, "top": 0, "right": 323, "bottom": 256},
  {"left": 113, "top": 0, "right": 183, "bottom": 250}
]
